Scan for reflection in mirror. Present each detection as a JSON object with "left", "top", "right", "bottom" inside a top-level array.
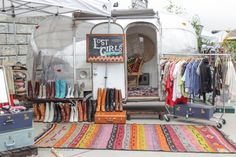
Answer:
[{"left": 0, "top": 67, "right": 10, "bottom": 104}]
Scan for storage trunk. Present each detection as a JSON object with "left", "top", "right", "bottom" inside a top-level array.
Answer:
[
  {"left": 0, "top": 128, "right": 34, "bottom": 152},
  {"left": 0, "top": 110, "right": 33, "bottom": 133},
  {"left": 174, "top": 103, "right": 214, "bottom": 120},
  {"left": 95, "top": 111, "right": 126, "bottom": 124}
]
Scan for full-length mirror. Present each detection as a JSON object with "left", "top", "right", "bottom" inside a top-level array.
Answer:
[{"left": 0, "top": 67, "right": 10, "bottom": 104}]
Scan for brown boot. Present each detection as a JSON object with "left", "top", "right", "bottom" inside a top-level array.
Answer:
[
  {"left": 118, "top": 90, "right": 123, "bottom": 111},
  {"left": 50, "top": 81, "right": 55, "bottom": 99},
  {"left": 78, "top": 101, "right": 83, "bottom": 122},
  {"left": 33, "top": 103, "right": 40, "bottom": 121},
  {"left": 83, "top": 101, "right": 87, "bottom": 121},
  {"left": 101, "top": 88, "right": 106, "bottom": 112},
  {"left": 39, "top": 103, "right": 45, "bottom": 122},
  {"left": 65, "top": 103, "right": 70, "bottom": 122},
  {"left": 34, "top": 81, "right": 40, "bottom": 98},
  {"left": 115, "top": 89, "right": 119, "bottom": 111},
  {"left": 59, "top": 103, "right": 66, "bottom": 122},
  {"left": 96, "top": 88, "right": 102, "bottom": 112},
  {"left": 46, "top": 82, "right": 51, "bottom": 99},
  {"left": 27, "top": 81, "right": 33, "bottom": 98}
]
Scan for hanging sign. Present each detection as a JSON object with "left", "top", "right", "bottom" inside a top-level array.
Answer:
[{"left": 86, "top": 34, "right": 125, "bottom": 63}]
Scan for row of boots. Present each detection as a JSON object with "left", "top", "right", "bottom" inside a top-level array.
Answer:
[
  {"left": 33, "top": 100, "right": 95, "bottom": 123},
  {"left": 28, "top": 80, "right": 80, "bottom": 99},
  {"left": 96, "top": 88, "right": 123, "bottom": 112}
]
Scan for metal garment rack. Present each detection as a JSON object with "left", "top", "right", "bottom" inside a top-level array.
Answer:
[{"left": 161, "top": 53, "right": 231, "bottom": 128}]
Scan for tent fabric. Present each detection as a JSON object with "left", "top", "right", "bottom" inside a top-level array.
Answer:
[{"left": 0, "top": 0, "right": 111, "bottom": 17}]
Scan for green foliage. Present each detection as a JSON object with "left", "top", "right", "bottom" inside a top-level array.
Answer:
[
  {"left": 191, "top": 16, "right": 203, "bottom": 52},
  {"left": 165, "top": 0, "right": 185, "bottom": 15}
]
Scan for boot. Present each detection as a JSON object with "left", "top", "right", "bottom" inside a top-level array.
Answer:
[
  {"left": 66, "top": 85, "right": 71, "bottom": 98},
  {"left": 42, "top": 85, "right": 46, "bottom": 99},
  {"left": 118, "top": 90, "right": 123, "bottom": 111},
  {"left": 91, "top": 99, "right": 96, "bottom": 121},
  {"left": 43, "top": 102, "right": 50, "bottom": 122},
  {"left": 69, "top": 104, "right": 74, "bottom": 122},
  {"left": 65, "top": 103, "right": 70, "bottom": 122},
  {"left": 34, "top": 81, "right": 40, "bottom": 98},
  {"left": 74, "top": 84, "right": 79, "bottom": 98},
  {"left": 115, "top": 89, "right": 119, "bottom": 111},
  {"left": 56, "top": 103, "right": 62, "bottom": 123},
  {"left": 83, "top": 101, "right": 87, "bottom": 121},
  {"left": 59, "top": 103, "right": 66, "bottom": 122},
  {"left": 55, "top": 80, "right": 60, "bottom": 98},
  {"left": 33, "top": 103, "right": 40, "bottom": 121},
  {"left": 73, "top": 102, "right": 78, "bottom": 122},
  {"left": 109, "top": 88, "right": 115, "bottom": 112},
  {"left": 46, "top": 82, "right": 51, "bottom": 99},
  {"left": 27, "top": 80, "right": 33, "bottom": 98},
  {"left": 87, "top": 99, "right": 93, "bottom": 122},
  {"left": 48, "top": 102, "right": 55, "bottom": 122},
  {"left": 50, "top": 81, "right": 55, "bottom": 99},
  {"left": 70, "top": 87, "right": 74, "bottom": 98},
  {"left": 96, "top": 88, "right": 102, "bottom": 112},
  {"left": 53, "top": 103, "right": 58, "bottom": 122},
  {"left": 59, "top": 80, "right": 67, "bottom": 98},
  {"left": 38, "top": 103, "right": 45, "bottom": 122},
  {"left": 78, "top": 101, "right": 83, "bottom": 122},
  {"left": 105, "top": 88, "right": 110, "bottom": 112},
  {"left": 38, "top": 84, "right": 43, "bottom": 98},
  {"left": 101, "top": 88, "right": 106, "bottom": 112}
]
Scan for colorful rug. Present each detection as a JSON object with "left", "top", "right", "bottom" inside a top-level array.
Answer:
[
  {"left": 128, "top": 87, "right": 158, "bottom": 97},
  {"left": 35, "top": 123, "right": 236, "bottom": 153}
]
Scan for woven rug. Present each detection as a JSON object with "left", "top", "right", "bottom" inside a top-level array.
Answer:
[{"left": 35, "top": 123, "right": 236, "bottom": 153}]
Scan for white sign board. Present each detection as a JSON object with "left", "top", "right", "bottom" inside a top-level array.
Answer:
[{"left": 0, "top": 68, "right": 9, "bottom": 103}]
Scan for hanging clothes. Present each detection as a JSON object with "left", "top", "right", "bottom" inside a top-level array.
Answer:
[
  {"left": 199, "top": 58, "right": 212, "bottom": 94},
  {"left": 225, "top": 60, "right": 236, "bottom": 101}
]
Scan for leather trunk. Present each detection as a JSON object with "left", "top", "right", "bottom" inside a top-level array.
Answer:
[
  {"left": 174, "top": 103, "right": 214, "bottom": 120},
  {"left": 0, "top": 128, "right": 34, "bottom": 152},
  {"left": 95, "top": 111, "right": 126, "bottom": 124},
  {"left": 0, "top": 110, "right": 33, "bottom": 133}
]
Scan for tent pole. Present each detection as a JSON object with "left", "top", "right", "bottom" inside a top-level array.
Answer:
[
  {"left": 104, "top": 17, "right": 111, "bottom": 88},
  {"left": 73, "top": 21, "right": 76, "bottom": 88}
]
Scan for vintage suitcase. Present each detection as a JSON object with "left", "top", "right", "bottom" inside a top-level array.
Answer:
[
  {"left": 95, "top": 111, "right": 126, "bottom": 124},
  {"left": 174, "top": 103, "right": 214, "bottom": 120},
  {"left": 0, "top": 128, "right": 34, "bottom": 152},
  {"left": 0, "top": 110, "right": 33, "bottom": 133}
]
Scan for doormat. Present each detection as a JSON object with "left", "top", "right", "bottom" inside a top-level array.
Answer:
[
  {"left": 35, "top": 123, "right": 236, "bottom": 153},
  {"left": 128, "top": 87, "right": 158, "bottom": 97}
]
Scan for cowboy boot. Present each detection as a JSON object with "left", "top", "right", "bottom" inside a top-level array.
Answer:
[
  {"left": 66, "top": 85, "right": 71, "bottom": 98},
  {"left": 55, "top": 80, "right": 60, "bottom": 98},
  {"left": 96, "top": 88, "right": 102, "bottom": 112},
  {"left": 46, "top": 82, "right": 51, "bottom": 99},
  {"left": 33, "top": 103, "right": 40, "bottom": 121},
  {"left": 109, "top": 88, "right": 115, "bottom": 112},
  {"left": 39, "top": 103, "right": 45, "bottom": 122},
  {"left": 73, "top": 102, "right": 78, "bottom": 122},
  {"left": 105, "top": 88, "right": 110, "bottom": 112},
  {"left": 57, "top": 103, "right": 62, "bottom": 123},
  {"left": 101, "top": 88, "right": 106, "bottom": 112},
  {"left": 65, "top": 103, "right": 70, "bottom": 122},
  {"left": 115, "top": 89, "right": 119, "bottom": 111},
  {"left": 59, "top": 103, "right": 66, "bottom": 122},
  {"left": 34, "top": 81, "right": 40, "bottom": 98},
  {"left": 38, "top": 84, "right": 43, "bottom": 98},
  {"left": 53, "top": 103, "right": 58, "bottom": 122},
  {"left": 87, "top": 99, "right": 93, "bottom": 122},
  {"left": 78, "top": 101, "right": 83, "bottom": 122},
  {"left": 59, "top": 80, "right": 67, "bottom": 98},
  {"left": 48, "top": 102, "right": 55, "bottom": 122},
  {"left": 70, "top": 87, "right": 74, "bottom": 98},
  {"left": 44, "top": 102, "right": 50, "bottom": 122},
  {"left": 42, "top": 85, "right": 46, "bottom": 99},
  {"left": 27, "top": 80, "right": 33, "bottom": 98},
  {"left": 118, "top": 90, "right": 123, "bottom": 111},
  {"left": 50, "top": 81, "right": 55, "bottom": 99},
  {"left": 69, "top": 104, "right": 74, "bottom": 122},
  {"left": 74, "top": 83, "right": 79, "bottom": 98},
  {"left": 83, "top": 101, "right": 87, "bottom": 121},
  {"left": 91, "top": 99, "right": 96, "bottom": 121}
]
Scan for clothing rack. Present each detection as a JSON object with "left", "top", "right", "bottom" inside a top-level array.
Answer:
[{"left": 161, "top": 53, "right": 231, "bottom": 128}]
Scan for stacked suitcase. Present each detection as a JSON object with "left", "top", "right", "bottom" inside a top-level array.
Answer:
[{"left": 0, "top": 110, "right": 34, "bottom": 152}]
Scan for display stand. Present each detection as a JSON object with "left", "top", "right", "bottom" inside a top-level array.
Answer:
[{"left": 161, "top": 53, "right": 231, "bottom": 128}]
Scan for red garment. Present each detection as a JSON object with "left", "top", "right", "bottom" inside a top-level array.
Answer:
[{"left": 166, "top": 62, "right": 188, "bottom": 106}]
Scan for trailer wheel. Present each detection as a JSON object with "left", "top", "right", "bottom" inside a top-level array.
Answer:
[
  {"left": 217, "top": 123, "right": 222, "bottom": 129},
  {"left": 222, "top": 119, "right": 226, "bottom": 125},
  {"left": 164, "top": 115, "right": 170, "bottom": 122}
]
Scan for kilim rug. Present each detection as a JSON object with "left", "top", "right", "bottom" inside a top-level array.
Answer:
[{"left": 35, "top": 123, "right": 236, "bottom": 153}]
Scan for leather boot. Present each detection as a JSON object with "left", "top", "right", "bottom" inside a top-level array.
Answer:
[
  {"left": 56, "top": 103, "right": 62, "bottom": 123},
  {"left": 48, "top": 102, "right": 55, "bottom": 122},
  {"left": 78, "top": 101, "right": 83, "bottom": 122},
  {"left": 115, "top": 89, "right": 119, "bottom": 111},
  {"left": 59, "top": 103, "right": 66, "bottom": 122},
  {"left": 46, "top": 82, "right": 51, "bottom": 99},
  {"left": 101, "top": 88, "right": 106, "bottom": 112},
  {"left": 118, "top": 90, "right": 123, "bottom": 111},
  {"left": 27, "top": 80, "right": 33, "bottom": 98},
  {"left": 55, "top": 80, "right": 60, "bottom": 98},
  {"left": 73, "top": 103, "right": 78, "bottom": 122},
  {"left": 109, "top": 88, "right": 115, "bottom": 112},
  {"left": 44, "top": 102, "right": 50, "bottom": 122},
  {"left": 70, "top": 87, "right": 74, "bottom": 98},
  {"left": 69, "top": 104, "right": 74, "bottom": 122},
  {"left": 83, "top": 101, "right": 87, "bottom": 121},
  {"left": 65, "top": 103, "right": 70, "bottom": 122},
  {"left": 39, "top": 103, "right": 45, "bottom": 122},
  {"left": 53, "top": 103, "right": 58, "bottom": 122},
  {"left": 34, "top": 81, "right": 40, "bottom": 98},
  {"left": 42, "top": 85, "right": 46, "bottom": 99},
  {"left": 91, "top": 99, "right": 96, "bottom": 121},
  {"left": 59, "top": 80, "right": 66, "bottom": 98},
  {"left": 106, "top": 88, "right": 111, "bottom": 112},
  {"left": 33, "top": 103, "right": 40, "bottom": 121},
  {"left": 66, "top": 85, "right": 71, "bottom": 98},
  {"left": 87, "top": 99, "right": 92, "bottom": 122},
  {"left": 50, "top": 81, "right": 55, "bottom": 99},
  {"left": 74, "top": 84, "right": 79, "bottom": 98},
  {"left": 96, "top": 88, "right": 102, "bottom": 112}
]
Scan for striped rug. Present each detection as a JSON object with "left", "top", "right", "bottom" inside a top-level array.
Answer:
[{"left": 35, "top": 123, "right": 236, "bottom": 153}]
